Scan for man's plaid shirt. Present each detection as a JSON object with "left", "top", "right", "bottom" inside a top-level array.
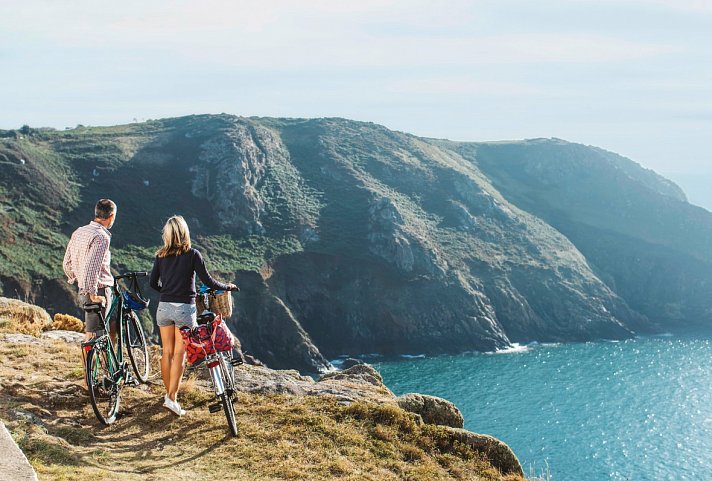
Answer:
[{"left": 63, "top": 221, "right": 113, "bottom": 295}]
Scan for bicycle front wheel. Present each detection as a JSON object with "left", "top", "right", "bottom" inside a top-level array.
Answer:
[
  {"left": 221, "top": 392, "right": 238, "bottom": 437},
  {"left": 125, "top": 311, "right": 150, "bottom": 383},
  {"left": 86, "top": 346, "right": 121, "bottom": 425}
]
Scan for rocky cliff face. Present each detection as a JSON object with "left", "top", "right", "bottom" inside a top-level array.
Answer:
[{"left": 1, "top": 116, "right": 709, "bottom": 372}]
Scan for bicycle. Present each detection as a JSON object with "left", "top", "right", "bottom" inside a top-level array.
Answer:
[
  {"left": 82, "top": 271, "right": 151, "bottom": 425},
  {"left": 180, "top": 285, "right": 242, "bottom": 437}
]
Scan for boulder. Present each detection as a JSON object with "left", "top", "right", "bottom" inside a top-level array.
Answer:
[
  {"left": 319, "top": 363, "right": 384, "bottom": 387},
  {"left": 397, "top": 393, "right": 464, "bottom": 428},
  {"left": 0, "top": 333, "right": 42, "bottom": 345},
  {"left": 442, "top": 427, "right": 524, "bottom": 477},
  {"left": 340, "top": 358, "right": 364, "bottom": 369},
  {"left": 41, "top": 330, "right": 84, "bottom": 343}
]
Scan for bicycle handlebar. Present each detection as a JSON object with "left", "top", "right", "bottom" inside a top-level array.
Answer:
[
  {"left": 198, "top": 285, "right": 239, "bottom": 294},
  {"left": 114, "top": 271, "right": 149, "bottom": 280}
]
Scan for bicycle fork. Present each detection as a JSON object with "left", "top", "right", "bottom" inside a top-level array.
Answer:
[
  {"left": 207, "top": 357, "right": 226, "bottom": 413},
  {"left": 208, "top": 360, "right": 225, "bottom": 396}
]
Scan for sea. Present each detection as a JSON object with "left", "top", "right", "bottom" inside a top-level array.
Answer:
[{"left": 347, "top": 333, "right": 712, "bottom": 481}]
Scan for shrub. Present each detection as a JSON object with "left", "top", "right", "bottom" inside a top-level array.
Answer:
[{"left": 49, "top": 313, "right": 84, "bottom": 332}]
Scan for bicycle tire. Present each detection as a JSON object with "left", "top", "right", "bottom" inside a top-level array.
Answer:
[
  {"left": 219, "top": 355, "right": 235, "bottom": 396},
  {"left": 86, "top": 346, "right": 121, "bottom": 425},
  {"left": 221, "top": 392, "right": 238, "bottom": 437},
  {"left": 125, "top": 311, "right": 150, "bottom": 383}
]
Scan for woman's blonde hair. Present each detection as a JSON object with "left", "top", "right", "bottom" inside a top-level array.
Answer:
[{"left": 156, "top": 215, "right": 192, "bottom": 258}]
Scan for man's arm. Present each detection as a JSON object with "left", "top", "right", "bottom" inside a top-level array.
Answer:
[
  {"left": 80, "top": 235, "right": 110, "bottom": 296},
  {"left": 62, "top": 238, "right": 75, "bottom": 284}
]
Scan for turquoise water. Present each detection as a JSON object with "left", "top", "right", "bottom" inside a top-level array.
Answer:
[{"left": 369, "top": 334, "right": 712, "bottom": 481}]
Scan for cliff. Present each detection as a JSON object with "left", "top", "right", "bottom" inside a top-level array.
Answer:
[{"left": 1, "top": 115, "right": 710, "bottom": 372}]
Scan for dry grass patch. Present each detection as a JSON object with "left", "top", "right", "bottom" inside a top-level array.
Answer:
[
  {"left": 0, "top": 297, "right": 52, "bottom": 335},
  {"left": 0, "top": 338, "right": 523, "bottom": 481}
]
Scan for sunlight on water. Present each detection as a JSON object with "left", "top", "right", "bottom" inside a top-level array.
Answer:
[{"left": 373, "top": 334, "right": 712, "bottom": 481}]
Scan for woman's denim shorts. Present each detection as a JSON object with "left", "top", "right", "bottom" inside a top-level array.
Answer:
[{"left": 156, "top": 302, "right": 197, "bottom": 329}]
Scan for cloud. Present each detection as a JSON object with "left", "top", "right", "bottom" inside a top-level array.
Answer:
[{"left": 0, "top": 1, "right": 680, "bottom": 71}]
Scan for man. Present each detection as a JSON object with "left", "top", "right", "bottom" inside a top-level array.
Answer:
[{"left": 63, "top": 199, "right": 117, "bottom": 341}]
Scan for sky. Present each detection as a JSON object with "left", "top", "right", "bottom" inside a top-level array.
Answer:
[{"left": 1, "top": 0, "right": 711, "bottom": 209}]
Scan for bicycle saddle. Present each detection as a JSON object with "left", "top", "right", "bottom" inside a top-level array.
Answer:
[
  {"left": 83, "top": 303, "right": 103, "bottom": 313},
  {"left": 197, "top": 311, "right": 216, "bottom": 325}
]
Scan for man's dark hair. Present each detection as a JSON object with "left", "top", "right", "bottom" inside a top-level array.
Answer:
[{"left": 95, "top": 199, "right": 117, "bottom": 219}]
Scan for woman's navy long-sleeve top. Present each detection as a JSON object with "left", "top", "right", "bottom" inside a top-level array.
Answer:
[{"left": 149, "top": 248, "right": 229, "bottom": 304}]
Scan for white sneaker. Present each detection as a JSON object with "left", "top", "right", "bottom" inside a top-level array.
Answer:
[{"left": 163, "top": 395, "right": 186, "bottom": 416}]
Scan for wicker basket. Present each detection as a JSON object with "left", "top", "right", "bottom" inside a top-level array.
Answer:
[{"left": 196, "top": 291, "right": 233, "bottom": 319}]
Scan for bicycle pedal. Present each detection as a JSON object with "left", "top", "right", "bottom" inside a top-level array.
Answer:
[{"left": 208, "top": 403, "right": 222, "bottom": 413}]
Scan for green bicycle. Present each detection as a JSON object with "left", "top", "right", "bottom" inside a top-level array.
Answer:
[{"left": 82, "top": 271, "right": 151, "bottom": 425}]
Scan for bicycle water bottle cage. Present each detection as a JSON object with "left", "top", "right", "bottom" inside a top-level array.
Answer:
[{"left": 197, "top": 311, "right": 216, "bottom": 325}]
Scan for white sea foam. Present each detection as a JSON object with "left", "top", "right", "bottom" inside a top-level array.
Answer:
[
  {"left": 400, "top": 354, "right": 426, "bottom": 359},
  {"left": 492, "top": 343, "right": 529, "bottom": 354}
]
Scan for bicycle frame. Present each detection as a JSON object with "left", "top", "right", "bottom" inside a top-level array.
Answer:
[{"left": 85, "top": 279, "right": 131, "bottom": 382}]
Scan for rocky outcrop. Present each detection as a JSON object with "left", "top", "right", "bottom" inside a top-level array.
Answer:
[
  {"left": 396, "top": 393, "right": 465, "bottom": 429},
  {"left": 443, "top": 427, "right": 524, "bottom": 477},
  {"left": 319, "top": 363, "right": 386, "bottom": 387},
  {"left": 191, "top": 119, "right": 321, "bottom": 238},
  {"left": 192, "top": 122, "right": 271, "bottom": 234}
]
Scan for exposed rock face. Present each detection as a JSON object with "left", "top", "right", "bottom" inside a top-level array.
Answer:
[
  {"left": 193, "top": 125, "right": 268, "bottom": 234},
  {"left": 396, "top": 393, "right": 465, "bottom": 429},
  {"left": 232, "top": 270, "right": 332, "bottom": 373},
  {"left": 191, "top": 119, "right": 321, "bottom": 238}
]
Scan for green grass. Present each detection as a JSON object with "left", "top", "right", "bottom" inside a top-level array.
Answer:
[{"left": 196, "top": 234, "right": 303, "bottom": 272}]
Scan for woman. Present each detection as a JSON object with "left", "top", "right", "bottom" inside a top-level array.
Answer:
[{"left": 150, "top": 215, "right": 236, "bottom": 416}]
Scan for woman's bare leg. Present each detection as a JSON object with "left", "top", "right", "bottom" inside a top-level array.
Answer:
[
  {"left": 159, "top": 325, "right": 175, "bottom": 395},
  {"left": 167, "top": 326, "right": 186, "bottom": 402}
]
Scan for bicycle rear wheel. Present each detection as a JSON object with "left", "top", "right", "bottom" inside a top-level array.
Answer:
[
  {"left": 86, "top": 346, "right": 121, "bottom": 425},
  {"left": 125, "top": 311, "right": 150, "bottom": 383}
]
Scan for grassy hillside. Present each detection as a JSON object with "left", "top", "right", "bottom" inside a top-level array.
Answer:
[{"left": 1, "top": 115, "right": 710, "bottom": 372}]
